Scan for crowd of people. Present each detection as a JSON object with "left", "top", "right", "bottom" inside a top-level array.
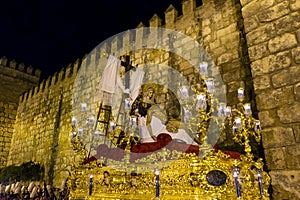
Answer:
[{"left": 0, "top": 181, "right": 68, "bottom": 200}]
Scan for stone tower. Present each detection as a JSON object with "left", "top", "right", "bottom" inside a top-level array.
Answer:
[{"left": 0, "top": 56, "right": 40, "bottom": 167}]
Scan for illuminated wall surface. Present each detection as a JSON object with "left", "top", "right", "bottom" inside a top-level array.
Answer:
[{"left": 0, "top": 0, "right": 300, "bottom": 198}]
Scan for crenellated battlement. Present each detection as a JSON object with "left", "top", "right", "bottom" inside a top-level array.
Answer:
[
  {"left": 141, "top": 0, "right": 202, "bottom": 28},
  {"left": 0, "top": 56, "right": 41, "bottom": 80},
  {"left": 19, "top": 57, "right": 82, "bottom": 103}
]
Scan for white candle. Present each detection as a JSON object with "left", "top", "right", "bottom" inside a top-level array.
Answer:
[
  {"left": 255, "top": 121, "right": 261, "bottom": 132},
  {"left": 218, "top": 103, "right": 226, "bottom": 117},
  {"left": 131, "top": 117, "right": 137, "bottom": 127},
  {"left": 88, "top": 115, "right": 95, "bottom": 125},
  {"left": 183, "top": 107, "right": 192, "bottom": 123},
  {"left": 125, "top": 98, "right": 131, "bottom": 110},
  {"left": 238, "top": 88, "right": 244, "bottom": 100},
  {"left": 179, "top": 86, "right": 189, "bottom": 100},
  {"left": 110, "top": 122, "right": 116, "bottom": 131},
  {"left": 235, "top": 118, "right": 242, "bottom": 128},
  {"left": 244, "top": 103, "right": 251, "bottom": 116},
  {"left": 71, "top": 116, "right": 77, "bottom": 126},
  {"left": 199, "top": 62, "right": 208, "bottom": 77},
  {"left": 196, "top": 93, "right": 206, "bottom": 110},
  {"left": 94, "top": 131, "right": 100, "bottom": 140},
  {"left": 206, "top": 79, "right": 215, "bottom": 94},
  {"left": 81, "top": 103, "right": 87, "bottom": 112},
  {"left": 225, "top": 106, "right": 232, "bottom": 117},
  {"left": 78, "top": 128, "right": 83, "bottom": 136}
]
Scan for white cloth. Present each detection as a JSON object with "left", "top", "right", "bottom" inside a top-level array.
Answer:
[
  {"left": 98, "top": 55, "right": 121, "bottom": 93},
  {"left": 96, "top": 55, "right": 126, "bottom": 106},
  {"left": 138, "top": 115, "right": 197, "bottom": 145},
  {"left": 129, "top": 68, "right": 145, "bottom": 102},
  {"left": 139, "top": 116, "right": 155, "bottom": 143}
]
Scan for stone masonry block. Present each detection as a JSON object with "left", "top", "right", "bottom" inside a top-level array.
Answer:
[
  {"left": 274, "top": 11, "right": 300, "bottom": 35},
  {"left": 202, "top": 25, "right": 211, "bottom": 37},
  {"left": 222, "top": 68, "right": 240, "bottom": 83},
  {"left": 297, "top": 29, "right": 300, "bottom": 43},
  {"left": 258, "top": 110, "right": 276, "bottom": 127},
  {"left": 264, "top": 147, "right": 286, "bottom": 170},
  {"left": 216, "top": 23, "right": 237, "bottom": 38},
  {"left": 261, "top": 127, "right": 295, "bottom": 148},
  {"left": 258, "top": 1, "right": 289, "bottom": 22},
  {"left": 294, "top": 82, "right": 300, "bottom": 102},
  {"left": 248, "top": 42, "right": 269, "bottom": 61},
  {"left": 286, "top": 144, "right": 300, "bottom": 169},
  {"left": 290, "top": 0, "right": 300, "bottom": 11},
  {"left": 268, "top": 33, "right": 298, "bottom": 53},
  {"left": 270, "top": 170, "right": 300, "bottom": 199},
  {"left": 242, "top": 0, "right": 275, "bottom": 18},
  {"left": 272, "top": 66, "right": 300, "bottom": 88},
  {"left": 253, "top": 75, "right": 271, "bottom": 91},
  {"left": 256, "top": 86, "right": 294, "bottom": 110},
  {"left": 243, "top": 16, "right": 258, "bottom": 33},
  {"left": 292, "top": 47, "right": 300, "bottom": 64},
  {"left": 220, "top": 32, "right": 240, "bottom": 49},
  {"left": 292, "top": 124, "right": 300, "bottom": 142},
  {"left": 217, "top": 51, "right": 239, "bottom": 65},
  {"left": 251, "top": 50, "right": 291, "bottom": 77},
  {"left": 240, "top": 0, "right": 253, "bottom": 7},
  {"left": 277, "top": 102, "right": 300, "bottom": 123},
  {"left": 246, "top": 23, "right": 276, "bottom": 46}
]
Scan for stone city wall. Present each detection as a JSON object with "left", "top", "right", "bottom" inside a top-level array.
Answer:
[{"left": 241, "top": 0, "right": 300, "bottom": 198}]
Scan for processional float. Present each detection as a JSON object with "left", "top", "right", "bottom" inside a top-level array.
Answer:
[{"left": 69, "top": 55, "right": 270, "bottom": 199}]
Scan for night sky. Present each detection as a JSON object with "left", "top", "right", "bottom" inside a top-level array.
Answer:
[{"left": 0, "top": 0, "right": 189, "bottom": 80}]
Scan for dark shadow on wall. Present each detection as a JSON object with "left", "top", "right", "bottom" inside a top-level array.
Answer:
[{"left": 47, "top": 88, "right": 63, "bottom": 186}]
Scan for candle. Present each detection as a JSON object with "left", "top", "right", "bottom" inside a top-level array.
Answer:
[
  {"left": 244, "top": 103, "right": 252, "bottom": 116},
  {"left": 183, "top": 107, "right": 192, "bottom": 123},
  {"left": 155, "top": 168, "right": 160, "bottom": 199},
  {"left": 255, "top": 121, "right": 261, "bottom": 132},
  {"left": 78, "top": 128, "right": 83, "bottom": 137},
  {"left": 110, "top": 122, "right": 116, "bottom": 131},
  {"left": 89, "top": 175, "right": 93, "bottom": 196},
  {"left": 218, "top": 103, "right": 226, "bottom": 117},
  {"left": 233, "top": 167, "right": 241, "bottom": 198},
  {"left": 71, "top": 116, "right": 77, "bottom": 126},
  {"left": 131, "top": 117, "right": 137, "bottom": 128},
  {"left": 199, "top": 62, "right": 208, "bottom": 77},
  {"left": 235, "top": 118, "right": 242, "bottom": 128},
  {"left": 125, "top": 98, "right": 131, "bottom": 110},
  {"left": 88, "top": 115, "right": 95, "bottom": 126},
  {"left": 206, "top": 79, "right": 215, "bottom": 94},
  {"left": 225, "top": 106, "right": 232, "bottom": 117},
  {"left": 238, "top": 88, "right": 244, "bottom": 100},
  {"left": 257, "top": 170, "right": 264, "bottom": 195},
  {"left": 196, "top": 93, "right": 206, "bottom": 110},
  {"left": 81, "top": 103, "right": 87, "bottom": 112},
  {"left": 94, "top": 131, "right": 100, "bottom": 140},
  {"left": 232, "top": 126, "right": 238, "bottom": 134},
  {"left": 179, "top": 86, "right": 189, "bottom": 100}
]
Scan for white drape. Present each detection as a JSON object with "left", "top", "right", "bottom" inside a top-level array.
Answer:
[
  {"left": 96, "top": 55, "right": 125, "bottom": 106},
  {"left": 139, "top": 115, "right": 197, "bottom": 145},
  {"left": 99, "top": 55, "right": 121, "bottom": 93},
  {"left": 129, "top": 68, "right": 145, "bottom": 102}
]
